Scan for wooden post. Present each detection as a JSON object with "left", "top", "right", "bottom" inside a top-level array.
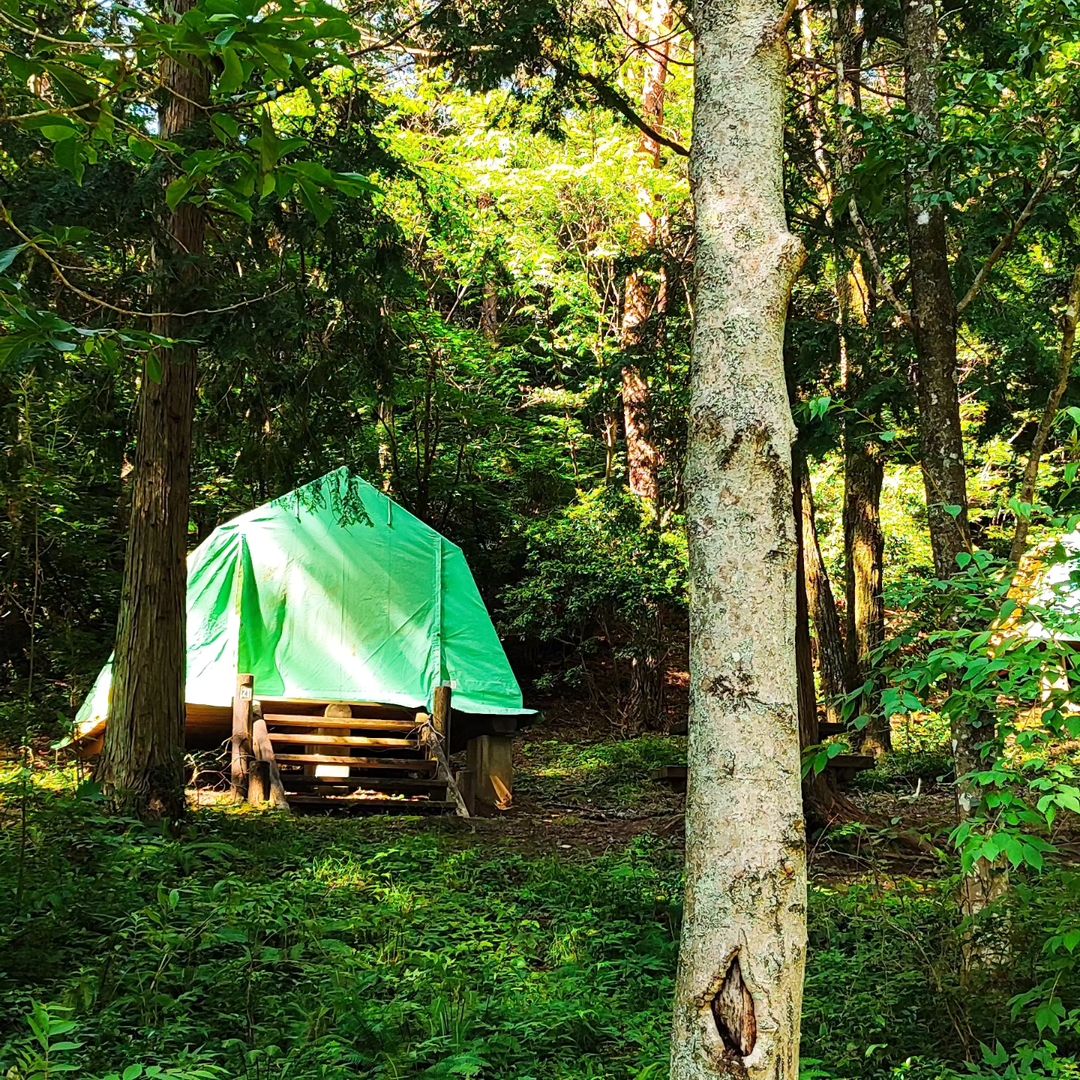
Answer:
[
  {"left": 231, "top": 673, "right": 254, "bottom": 801},
  {"left": 318, "top": 703, "right": 353, "bottom": 779},
  {"left": 466, "top": 734, "right": 513, "bottom": 815},
  {"left": 456, "top": 767, "right": 476, "bottom": 816},
  {"left": 247, "top": 759, "right": 270, "bottom": 805},
  {"left": 251, "top": 711, "right": 291, "bottom": 812},
  {"left": 433, "top": 685, "right": 452, "bottom": 743}
]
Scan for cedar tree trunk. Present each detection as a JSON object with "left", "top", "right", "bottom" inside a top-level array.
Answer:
[
  {"left": 903, "top": 0, "right": 971, "bottom": 580},
  {"left": 97, "top": 0, "right": 207, "bottom": 818},
  {"left": 620, "top": 0, "right": 672, "bottom": 508},
  {"left": 798, "top": 459, "right": 848, "bottom": 729}
]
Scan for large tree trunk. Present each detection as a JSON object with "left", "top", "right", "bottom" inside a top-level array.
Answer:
[
  {"left": 797, "top": 460, "right": 847, "bottom": 728},
  {"left": 671, "top": 1, "right": 806, "bottom": 1076},
  {"left": 620, "top": 0, "right": 672, "bottom": 509},
  {"left": 1010, "top": 264, "right": 1080, "bottom": 563},
  {"left": 97, "top": 0, "right": 208, "bottom": 819},
  {"left": 903, "top": 0, "right": 971, "bottom": 581}
]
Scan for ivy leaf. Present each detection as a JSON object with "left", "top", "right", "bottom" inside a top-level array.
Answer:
[
  {"left": 219, "top": 47, "right": 244, "bottom": 95},
  {"left": 165, "top": 176, "right": 194, "bottom": 211},
  {"left": 0, "top": 244, "right": 27, "bottom": 274}
]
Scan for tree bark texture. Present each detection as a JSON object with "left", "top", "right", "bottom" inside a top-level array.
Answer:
[
  {"left": 620, "top": 0, "right": 672, "bottom": 508},
  {"left": 798, "top": 460, "right": 848, "bottom": 730},
  {"left": 97, "top": 0, "right": 207, "bottom": 818},
  {"left": 1010, "top": 264, "right": 1080, "bottom": 563},
  {"left": 672, "top": 1, "right": 807, "bottom": 1077},
  {"left": 477, "top": 192, "right": 500, "bottom": 343},
  {"left": 821, "top": 0, "right": 888, "bottom": 753},
  {"left": 902, "top": 0, "right": 1012, "bottom": 926},
  {"left": 903, "top": 0, "right": 971, "bottom": 580}
]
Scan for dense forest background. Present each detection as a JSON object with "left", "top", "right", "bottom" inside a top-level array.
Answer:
[
  {"left": 3, "top": 0, "right": 1079, "bottom": 743},
  {"left": 6, "top": 0, "right": 1080, "bottom": 1075}
]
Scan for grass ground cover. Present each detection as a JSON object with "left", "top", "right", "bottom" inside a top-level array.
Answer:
[{"left": 1, "top": 750, "right": 1079, "bottom": 1080}]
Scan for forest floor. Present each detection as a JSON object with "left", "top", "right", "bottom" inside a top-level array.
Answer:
[{"left": 1, "top": 712, "right": 1079, "bottom": 1080}]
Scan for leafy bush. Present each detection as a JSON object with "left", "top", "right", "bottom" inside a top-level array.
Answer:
[{"left": 502, "top": 488, "right": 687, "bottom": 724}]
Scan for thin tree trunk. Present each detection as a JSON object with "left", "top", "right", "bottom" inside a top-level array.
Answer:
[
  {"left": 672, "top": 1, "right": 806, "bottom": 1076},
  {"left": 903, "top": 0, "right": 1002, "bottom": 928},
  {"left": 903, "top": 0, "right": 972, "bottom": 581},
  {"left": 622, "top": 360, "right": 662, "bottom": 503},
  {"left": 795, "top": 446, "right": 851, "bottom": 828},
  {"left": 798, "top": 460, "right": 847, "bottom": 728},
  {"left": 1010, "top": 264, "right": 1080, "bottom": 563},
  {"left": 478, "top": 192, "right": 500, "bottom": 343},
  {"left": 620, "top": 0, "right": 671, "bottom": 509},
  {"left": 97, "top": 0, "right": 208, "bottom": 819},
  {"left": 843, "top": 439, "right": 888, "bottom": 754},
  {"left": 814, "top": 0, "right": 888, "bottom": 754}
]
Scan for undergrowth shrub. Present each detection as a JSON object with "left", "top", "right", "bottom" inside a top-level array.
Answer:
[{"left": 3, "top": 766, "right": 1080, "bottom": 1079}]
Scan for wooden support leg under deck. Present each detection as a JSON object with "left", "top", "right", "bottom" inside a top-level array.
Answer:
[
  {"left": 318, "top": 703, "right": 353, "bottom": 779},
  {"left": 465, "top": 734, "right": 513, "bottom": 815}
]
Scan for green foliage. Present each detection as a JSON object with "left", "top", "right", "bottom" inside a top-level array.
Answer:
[
  {"left": 504, "top": 487, "right": 686, "bottom": 652},
  {"left": 6, "top": 765, "right": 1080, "bottom": 1079},
  {"left": 868, "top": 545, "right": 1080, "bottom": 874},
  {"left": 0, "top": 771, "right": 678, "bottom": 1079}
]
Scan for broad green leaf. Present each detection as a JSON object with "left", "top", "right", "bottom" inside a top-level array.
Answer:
[
  {"left": 219, "top": 47, "right": 244, "bottom": 94},
  {"left": 54, "top": 138, "right": 84, "bottom": 184},
  {"left": 0, "top": 244, "right": 26, "bottom": 273},
  {"left": 40, "top": 124, "right": 78, "bottom": 142},
  {"left": 165, "top": 176, "right": 194, "bottom": 211}
]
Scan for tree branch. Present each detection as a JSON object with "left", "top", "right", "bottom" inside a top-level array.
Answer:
[
  {"left": 1, "top": 204, "right": 291, "bottom": 320},
  {"left": 547, "top": 56, "right": 689, "bottom": 158},
  {"left": 956, "top": 169, "right": 1055, "bottom": 315},
  {"left": 847, "top": 196, "right": 914, "bottom": 331}
]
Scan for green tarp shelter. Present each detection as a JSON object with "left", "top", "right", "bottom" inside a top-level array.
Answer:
[{"left": 76, "top": 469, "right": 529, "bottom": 734}]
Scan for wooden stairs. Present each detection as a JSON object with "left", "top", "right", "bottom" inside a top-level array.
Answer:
[{"left": 236, "top": 688, "right": 465, "bottom": 815}]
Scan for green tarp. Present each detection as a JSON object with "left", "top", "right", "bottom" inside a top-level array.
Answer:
[{"left": 76, "top": 469, "right": 529, "bottom": 732}]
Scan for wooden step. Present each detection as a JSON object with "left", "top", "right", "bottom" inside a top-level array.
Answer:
[
  {"left": 283, "top": 775, "right": 447, "bottom": 792},
  {"left": 268, "top": 732, "right": 417, "bottom": 749},
  {"left": 817, "top": 722, "right": 847, "bottom": 738},
  {"left": 275, "top": 753, "right": 435, "bottom": 772},
  {"left": 286, "top": 795, "right": 455, "bottom": 814},
  {"left": 263, "top": 715, "right": 419, "bottom": 733},
  {"left": 829, "top": 753, "right": 875, "bottom": 773}
]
